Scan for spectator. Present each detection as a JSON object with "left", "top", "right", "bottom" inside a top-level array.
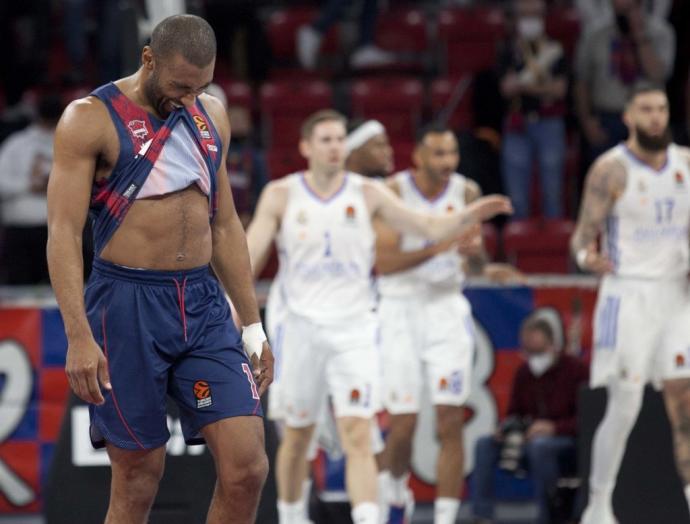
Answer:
[
  {"left": 0, "top": 93, "right": 64, "bottom": 284},
  {"left": 499, "top": 0, "right": 568, "bottom": 219},
  {"left": 574, "top": 0, "right": 675, "bottom": 168},
  {"left": 576, "top": 0, "right": 671, "bottom": 28},
  {"left": 297, "top": 0, "right": 394, "bottom": 70},
  {"left": 470, "top": 313, "right": 589, "bottom": 524},
  {"left": 206, "top": 84, "right": 268, "bottom": 227}
]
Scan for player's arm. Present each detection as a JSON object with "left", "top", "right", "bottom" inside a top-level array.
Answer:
[
  {"left": 47, "top": 98, "right": 111, "bottom": 405},
  {"left": 245, "top": 181, "right": 286, "bottom": 278},
  {"left": 205, "top": 96, "right": 272, "bottom": 392},
  {"left": 364, "top": 178, "right": 512, "bottom": 242},
  {"left": 461, "top": 180, "right": 525, "bottom": 283},
  {"left": 374, "top": 178, "right": 460, "bottom": 275},
  {"left": 570, "top": 157, "right": 626, "bottom": 274}
]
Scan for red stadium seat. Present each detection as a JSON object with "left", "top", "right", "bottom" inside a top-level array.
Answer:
[
  {"left": 260, "top": 80, "right": 333, "bottom": 147},
  {"left": 503, "top": 219, "right": 575, "bottom": 273},
  {"left": 392, "top": 142, "right": 415, "bottom": 174},
  {"left": 430, "top": 76, "right": 474, "bottom": 131},
  {"left": 546, "top": 6, "right": 581, "bottom": 59},
  {"left": 438, "top": 6, "right": 505, "bottom": 42},
  {"left": 375, "top": 8, "right": 429, "bottom": 53},
  {"left": 215, "top": 80, "right": 253, "bottom": 108},
  {"left": 445, "top": 41, "right": 499, "bottom": 76},
  {"left": 265, "top": 8, "right": 338, "bottom": 62},
  {"left": 267, "top": 147, "right": 306, "bottom": 180},
  {"left": 350, "top": 77, "right": 424, "bottom": 142}
]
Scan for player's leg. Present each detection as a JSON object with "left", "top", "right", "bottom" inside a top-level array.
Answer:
[
  {"left": 202, "top": 416, "right": 269, "bottom": 524},
  {"left": 105, "top": 445, "right": 166, "bottom": 524},
  {"left": 435, "top": 405, "right": 465, "bottom": 524},
  {"left": 336, "top": 415, "right": 380, "bottom": 523},
  {"left": 662, "top": 378, "right": 690, "bottom": 514}
]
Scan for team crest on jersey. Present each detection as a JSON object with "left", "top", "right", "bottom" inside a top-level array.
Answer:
[
  {"left": 127, "top": 120, "right": 149, "bottom": 140},
  {"left": 193, "top": 380, "right": 212, "bottom": 408},
  {"left": 193, "top": 114, "right": 212, "bottom": 139},
  {"left": 345, "top": 205, "right": 356, "bottom": 222}
]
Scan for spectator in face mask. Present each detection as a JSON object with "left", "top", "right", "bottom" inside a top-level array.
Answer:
[
  {"left": 498, "top": 0, "right": 568, "bottom": 219},
  {"left": 470, "top": 312, "right": 589, "bottom": 524},
  {"left": 574, "top": 0, "right": 675, "bottom": 170}
]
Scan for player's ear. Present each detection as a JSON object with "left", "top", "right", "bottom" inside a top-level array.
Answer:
[
  {"left": 412, "top": 144, "right": 423, "bottom": 169},
  {"left": 142, "top": 46, "right": 155, "bottom": 71},
  {"left": 298, "top": 138, "right": 310, "bottom": 160}
]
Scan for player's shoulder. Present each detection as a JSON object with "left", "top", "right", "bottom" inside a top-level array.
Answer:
[
  {"left": 54, "top": 96, "right": 112, "bottom": 149},
  {"left": 382, "top": 169, "right": 409, "bottom": 195},
  {"left": 589, "top": 147, "right": 627, "bottom": 180},
  {"left": 197, "top": 92, "right": 229, "bottom": 138},
  {"left": 673, "top": 144, "right": 690, "bottom": 163}
]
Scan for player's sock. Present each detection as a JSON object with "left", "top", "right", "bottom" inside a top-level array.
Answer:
[
  {"left": 389, "top": 473, "right": 409, "bottom": 506},
  {"left": 351, "top": 501, "right": 379, "bottom": 524},
  {"left": 589, "top": 381, "right": 643, "bottom": 498},
  {"left": 278, "top": 499, "right": 305, "bottom": 524},
  {"left": 434, "top": 497, "right": 460, "bottom": 524},
  {"left": 377, "top": 470, "right": 391, "bottom": 523},
  {"left": 300, "top": 478, "right": 312, "bottom": 521}
]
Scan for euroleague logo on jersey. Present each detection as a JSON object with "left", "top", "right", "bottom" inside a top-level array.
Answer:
[
  {"left": 193, "top": 115, "right": 212, "bottom": 139},
  {"left": 193, "top": 380, "right": 213, "bottom": 408},
  {"left": 675, "top": 171, "right": 685, "bottom": 189},
  {"left": 345, "top": 204, "right": 356, "bottom": 223}
]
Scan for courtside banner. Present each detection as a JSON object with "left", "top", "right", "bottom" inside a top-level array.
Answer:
[{"left": 0, "top": 279, "right": 597, "bottom": 515}]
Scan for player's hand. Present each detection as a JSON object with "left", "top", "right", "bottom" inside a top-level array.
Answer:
[
  {"left": 455, "top": 224, "right": 482, "bottom": 254},
  {"left": 578, "top": 244, "right": 614, "bottom": 275},
  {"left": 65, "top": 337, "right": 111, "bottom": 405},
  {"left": 250, "top": 342, "right": 274, "bottom": 397},
  {"left": 526, "top": 419, "right": 556, "bottom": 440},
  {"left": 484, "top": 263, "right": 526, "bottom": 284},
  {"left": 465, "top": 195, "right": 513, "bottom": 223}
]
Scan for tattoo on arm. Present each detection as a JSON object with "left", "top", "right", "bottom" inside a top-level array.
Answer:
[{"left": 570, "top": 159, "right": 625, "bottom": 256}]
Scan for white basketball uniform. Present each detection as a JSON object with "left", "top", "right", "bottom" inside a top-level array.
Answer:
[
  {"left": 591, "top": 144, "right": 690, "bottom": 388},
  {"left": 276, "top": 172, "right": 380, "bottom": 427},
  {"left": 265, "top": 263, "right": 287, "bottom": 421},
  {"left": 377, "top": 171, "right": 475, "bottom": 414}
]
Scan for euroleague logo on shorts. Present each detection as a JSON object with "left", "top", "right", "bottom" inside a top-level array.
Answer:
[{"left": 193, "top": 380, "right": 213, "bottom": 408}]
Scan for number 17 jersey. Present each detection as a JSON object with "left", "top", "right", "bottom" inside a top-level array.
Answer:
[{"left": 604, "top": 144, "right": 690, "bottom": 280}]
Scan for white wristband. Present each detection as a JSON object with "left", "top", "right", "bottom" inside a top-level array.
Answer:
[
  {"left": 575, "top": 248, "right": 588, "bottom": 270},
  {"left": 242, "top": 322, "right": 267, "bottom": 359}
]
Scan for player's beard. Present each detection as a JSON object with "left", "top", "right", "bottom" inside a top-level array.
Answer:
[
  {"left": 143, "top": 70, "right": 169, "bottom": 118},
  {"left": 636, "top": 125, "right": 672, "bottom": 152}
]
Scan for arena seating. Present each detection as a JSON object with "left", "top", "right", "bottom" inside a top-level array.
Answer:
[{"left": 503, "top": 219, "right": 575, "bottom": 273}]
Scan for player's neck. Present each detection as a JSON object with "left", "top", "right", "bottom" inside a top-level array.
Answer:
[
  {"left": 626, "top": 139, "right": 668, "bottom": 172},
  {"left": 412, "top": 169, "right": 447, "bottom": 200},
  {"left": 304, "top": 169, "right": 345, "bottom": 196},
  {"left": 113, "top": 71, "right": 161, "bottom": 119}
]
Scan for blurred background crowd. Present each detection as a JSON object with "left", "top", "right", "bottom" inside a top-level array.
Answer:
[{"left": 0, "top": 0, "right": 688, "bottom": 284}]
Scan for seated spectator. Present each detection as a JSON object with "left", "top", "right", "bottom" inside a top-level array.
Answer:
[
  {"left": 574, "top": 0, "right": 675, "bottom": 168},
  {"left": 576, "top": 0, "right": 671, "bottom": 28},
  {"left": 470, "top": 313, "right": 589, "bottom": 524},
  {"left": 499, "top": 0, "right": 568, "bottom": 219},
  {"left": 0, "top": 92, "right": 64, "bottom": 284}
]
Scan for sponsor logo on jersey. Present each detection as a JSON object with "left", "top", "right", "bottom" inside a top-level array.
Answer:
[
  {"left": 193, "top": 380, "right": 213, "bottom": 408},
  {"left": 127, "top": 119, "right": 149, "bottom": 140}
]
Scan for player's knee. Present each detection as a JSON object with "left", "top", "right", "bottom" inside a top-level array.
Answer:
[
  {"left": 114, "top": 458, "right": 164, "bottom": 504},
  {"left": 436, "top": 406, "right": 464, "bottom": 442},
  {"left": 389, "top": 414, "right": 417, "bottom": 438},
  {"left": 217, "top": 449, "right": 269, "bottom": 496},
  {"left": 610, "top": 380, "right": 644, "bottom": 421},
  {"left": 281, "top": 426, "right": 314, "bottom": 457},
  {"left": 339, "top": 418, "right": 373, "bottom": 456}
]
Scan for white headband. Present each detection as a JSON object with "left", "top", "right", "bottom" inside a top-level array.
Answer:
[{"left": 345, "top": 120, "right": 385, "bottom": 154}]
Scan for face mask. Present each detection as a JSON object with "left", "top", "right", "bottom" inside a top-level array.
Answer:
[
  {"left": 528, "top": 352, "right": 555, "bottom": 377},
  {"left": 517, "top": 17, "right": 544, "bottom": 40}
]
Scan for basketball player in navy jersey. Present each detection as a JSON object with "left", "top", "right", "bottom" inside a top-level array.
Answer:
[{"left": 47, "top": 15, "right": 272, "bottom": 524}]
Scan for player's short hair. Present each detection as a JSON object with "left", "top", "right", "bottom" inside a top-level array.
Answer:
[
  {"left": 626, "top": 81, "right": 667, "bottom": 107},
  {"left": 415, "top": 123, "right": 456, "bottom": 145},
  {"left": 521, "top": 316, "right": 555, "bottom": 343},
  {"left": 301, "top": 109, "right": 347, "bottom": 139},
  {"left": 150, "top": 15, "right": 216, "bottom": 67}
]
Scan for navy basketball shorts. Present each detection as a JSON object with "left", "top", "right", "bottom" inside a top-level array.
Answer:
[{"left": 84, "top": 257, "right": 262, "bottom": 451}]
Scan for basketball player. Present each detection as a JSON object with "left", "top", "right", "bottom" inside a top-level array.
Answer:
[
  {"left": 571, "top": 84, "right": 690, "bottom": 524},
  {"left": 246, "top": 110, "right": 511, "bottom": 524},
  {"left": 47, "top": 15, "right": 273, "bottom": 523},
  {"left": 345, "top": 119, "right": 394, "bottom": 179},
  {"left": 375, "top": 124, "right": 522, "bottom": 524}
]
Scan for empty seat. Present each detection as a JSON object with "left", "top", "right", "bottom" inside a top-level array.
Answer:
[
  {"left": 375, "top": 8, "right": 429, "bottom": 53},
  {"left": 437, "top": 6, "right": 506, "bottom": 43},
  {"left": 215, "top": 80, "right": 253, "bottom": 108},
  {"left": 267, "top": 147, "right": 306, "bottom": 180},
  {"left": 503, "top": 219, "right": 575, "bottom": 273},
  {"left": 430, "top": 76, "right": 474, "bottom": 131},
  {"left": 265, "top": 7, "right": 338, "bottom": 62},
  {"left": 350, "top": 77, "right": 424, "bottom": 142}
]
